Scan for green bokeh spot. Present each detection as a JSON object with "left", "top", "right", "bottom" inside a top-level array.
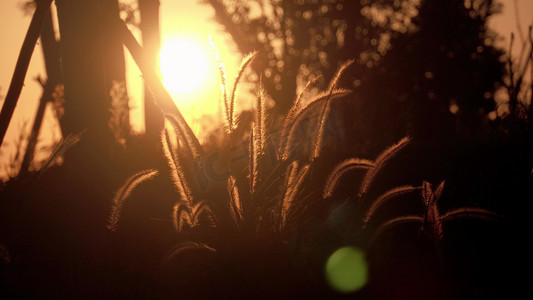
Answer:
[{"left": 325, "top": 246, "right": 368, "bottom": 293}]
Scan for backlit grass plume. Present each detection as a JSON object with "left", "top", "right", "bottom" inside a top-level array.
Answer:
[
  {"left": 38, "top": 131, "right": 83, "bottom": 178},
  {"left": 279, "top": 88, "right": 352, "bottom": 161},
  {"left": 172, "top": 200, "right": 215, "bottom": 232},
  {"left": 312, "top": 60, "right": 354, "bottom": 160},
  {"left": 368, "top": 181, "right": 509, "bottom": 247},
  {"left": 358, "top": 136, "right": 411, "bottom": 198},
  {"left": 210, "top": 37, "right": 229, "bottom": 131},
  {"left": 362, "top": 185, "right": 420, "bottom": 228},
  {"left": 162, "top": 127, "right": 193, "bottom": 205},
  {"left": 279, "top": 161, "right": 310, "bottom": 230},
  {"left": 323, "top": 136, "right": 411, "bottom": 201},
  {"left": 323, "top": 158, "right": 374, "bottom": 199},
  {"left": 254, "top": 77, "right": 266, "bottom": 155},
  {"left": 107, "top": 169, "right": 159, "bottom": 231},
  {"left": 164, "top": 113, "right": 203, "bottom": 163},
  {"left": 227, "top": 175, "right": 243, "bottom": 228},
  {"left": 250, "top": 78, "right": 267, "bottom": 193},
  {"left": 228, "top": 52, "right": 257, "bottom": 133},
  {"left": 277, "top": 75, "right": 322, "bottom": 160},
  {"left": 162, "top": 241, "right": 216, "bottom": 265},
  {"left": 107, "top": 57, "right": 357, "bottom": 255},
  {"left": 212, "top": 39, "right": 257, "bottom": 134}
]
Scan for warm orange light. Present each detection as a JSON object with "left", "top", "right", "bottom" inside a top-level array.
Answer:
[{"left": 159, "top": 38, "right": 209, "bottom": 95}]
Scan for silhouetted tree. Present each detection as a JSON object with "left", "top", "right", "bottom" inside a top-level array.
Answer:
[
  {"left": 55, "top": 0, "right": 130, "bottom": 157},
  {"left": 139, "top": 0, "right": 164, "bottom": 142},
  {"left": 20, "top": 2, "right": 62, "bottom": 175},
  {"left": 358, "top": 0, "right": 504, "bottom": 141},
  {"left": 204, "top": 0, "right": 418, "bottom": 115},
  {"left": 0, "top": 0, "right": 52, "bottom": 146},
  {"left": 205, "top": 0, "right": 505, "bottom": 151}
]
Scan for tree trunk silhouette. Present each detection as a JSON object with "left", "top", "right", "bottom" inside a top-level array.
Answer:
[
  {"left": 55, "top": 0, "right": 129, "bottom": 160},
  {"left": 0, "top": 0, "right": 52, "bottom": 146},
  {"left": 139, "top": 0, "right": 164, "bottom": 143},
  {"left": 20, "top": 5, "right": 62, "bottom": 175},
  {"left": 53, "top": 0, "right": 131, "bottom": 204}
]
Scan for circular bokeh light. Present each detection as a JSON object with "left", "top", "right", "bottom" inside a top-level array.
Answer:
[{"left": 325, "top": 246, "right": 368, "bottom": 293}]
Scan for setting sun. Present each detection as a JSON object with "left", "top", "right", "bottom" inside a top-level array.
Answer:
[
  {"left": 159, "top": 38, "right": 209, "bottom": 95},
  {"left": 0, "top": 0, "right": 530, "bottom": 298}
]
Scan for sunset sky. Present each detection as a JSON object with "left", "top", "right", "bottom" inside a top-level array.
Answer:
[{"left": 0, "top": 0, "right": 532, "bottom": 176}]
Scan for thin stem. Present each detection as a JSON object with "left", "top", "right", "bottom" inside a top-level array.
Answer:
[
  {"left": 0, "top": 0, "right": 53, "bottom": 146},
  {"left": 117, "top": 18, "right": 202, "bottom": 153}
]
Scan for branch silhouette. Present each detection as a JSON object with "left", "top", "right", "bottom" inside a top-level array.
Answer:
[{"left": 0, "top": 0, "right": 53, "bottom": 146}]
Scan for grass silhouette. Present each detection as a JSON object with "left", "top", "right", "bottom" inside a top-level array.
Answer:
[
  {"left": 0, "top": 16, "right": 527, "bottom": 299},
  {"left": 97, "top": 48, "right": 516, "bottom": 298}
]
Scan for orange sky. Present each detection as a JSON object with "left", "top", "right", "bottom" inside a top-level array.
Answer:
[
  {"left": 0, "top": 0, "right": 243, "bottom": 176},
  {"left": 0, "top": 0, "right": 532, "bottom": 178}
]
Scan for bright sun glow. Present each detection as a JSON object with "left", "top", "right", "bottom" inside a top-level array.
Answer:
[{"left": 159, "top": 39, "right": 209, "bottom": 95}]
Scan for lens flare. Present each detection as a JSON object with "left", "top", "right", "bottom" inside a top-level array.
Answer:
[{"left": 325, "top": 246, "right": 368, "bottom": 293}]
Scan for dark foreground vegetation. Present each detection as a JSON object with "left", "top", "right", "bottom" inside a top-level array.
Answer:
[{"left": 1, "top": 0, "right": 532, "bottom": 299}]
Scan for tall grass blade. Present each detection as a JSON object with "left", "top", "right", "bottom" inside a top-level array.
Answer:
[
  {"left": 312, "top": 60, "right": 354, "bottom": 160},
  {"left": 362, "top": 185, "right": 419, "bottom": 227},
  {"left": 227, "top": 175, "right": 243, "bottom": 226},
  {"left": 249, "top": 123, "right": 257, "bottom": 193},
  {"left": 423, "top": 180, "right": 444, "bottom": 240},
  {"left": 172, "top": 201, "right": 214, "bottom": 232},
  {"left": 38, "top": 131, "right": 84, "bottom": 178},
  {"left": 162, "top": 241, "right": 216, "bottom": 264},
  {"left": 172, "top": 201, "right": 192, "bottom": 232},
  {"left": 191, "top": 201, "right": 214, "bottom": 223},
  {"left": 440, "top": 207, "right": 509, "bottom": 223},
  {"left": 107, "top": 169, "right": 159, "bottom": 231},
  {"left": 228, "top": 52, "right": 257, "bottom": 133},
  {"left": 369, "top": 215, "right": 424, "bottom": 247},
  {"left": 210, "top": 37, "right": 230, "bottom": 132},
  {"left": 323, "top": 158, "right": 374, "bottom": 198},
  {"left": 421, "top": 180, "right": 433, "bottom": 207},
  {"left": 255, "top": 76, "right": 266, "bottom": 154},
  {"left": 280, "top": 163, "right": 310, "bottom": 230},
  {"left": 162, "top": 129, "right": 193, "bottom": 204},
  {"left": 277, "top": 75, "right": 322, "bottom": 159},
  {"left": 164, "top": 113, "right": 203, "bottom": 160},
  {"left": 281, "top": 88, "right": 351, "bottom": 160},
  {"left": 359, "top": 136, "right": 411, "bottom": 198}
]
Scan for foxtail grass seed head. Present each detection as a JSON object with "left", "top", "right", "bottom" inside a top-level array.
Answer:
[
  {"left": 281, "top": 89, "right": 351, "bottom": 160},
  {"left": 280, "top": 163, "right": 309, "bottom": 229},
  {"left": 162, "top": 129, "right": 193, "bottom": 204},
  {"left": 359, "top": 136, "right": 411, "bottom": 198},
  {"left": 255, "top": 75, "right": 266, "bottom": 154},
  {"left": 164, "top": 113, "right": 204, "bottom": 168},
  {"left": 312, "top": 60, "right": 354, "bottom": 160},
  {"left": 369, "top": 215, "right": 424, "bottom": 246},
  {"left": 363, "top": 185, "right": 419, "bottom": 227},
  {"left": 227, "top": 175, "right": 243, "bottom": 226},
  {"left": 210, "top": 37, "right": 230, "bottom": 133},
  {"left": 231, "top": 52, "right": 257, "bottom": 132},
  {"left": 107, "top": 169, "right": 159, "bottom": 231},
  {"left": 172, "top": 201, "right": 213, "bottom": 232},
  {"left": 278, "top": 75, "right": 322, "bottom": 159},
  {"left": 172, "top": 201, "right": 192, "bottom": 232},
  {"left": 323, "top": 158, "right": 374, "bottom": 198}
]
